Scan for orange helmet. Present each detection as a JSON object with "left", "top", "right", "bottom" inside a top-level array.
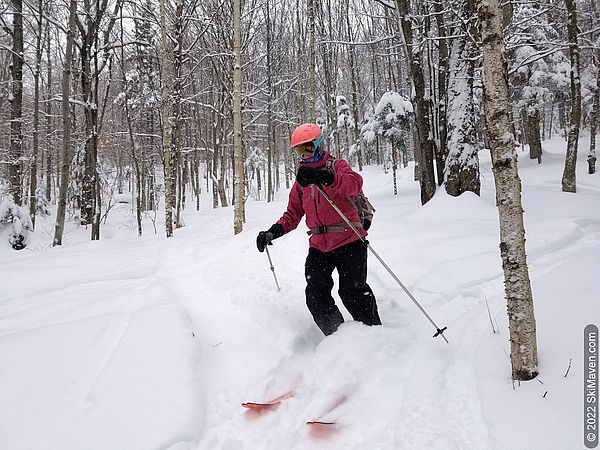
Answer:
[{"left": 290, "top": 123, "right": 323, "bottom": 148}]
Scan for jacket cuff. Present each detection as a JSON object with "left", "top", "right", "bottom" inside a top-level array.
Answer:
[{"left": 269, "top": 223, "right": 285, "bottom": 239}]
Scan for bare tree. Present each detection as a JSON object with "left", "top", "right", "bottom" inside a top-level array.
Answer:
[
  {"left": 53, "top": 0, "right": 77, "bottom": 246},
  {"left": 590, "top": 59, "right": 599, "bottom": 174},
  {"left": 478, "top": 0, "right": 538, "bottom": 380},
  {"left": 233, "top": 0, "right": 245, "bottom": 234},
  {"left": 395, "top": 0, "right": 437, "bottom": 204},
  {"left": 561, "top": 0, "right": 581, "bottom": 193},
  {"left": 307, "top": 0, "right": 316, "bottom": 120},
  {"left": 159, "top": 0, "right": 175, "bottom": 237},
  {"left": 8, "top": 0, "right": 23, "bottom": 205},
  {"left": 587, "top": 1, "right": 599, "bottom": 175},
  {"left": 28, "top": 0, "right": 45, "bottom": 226}
]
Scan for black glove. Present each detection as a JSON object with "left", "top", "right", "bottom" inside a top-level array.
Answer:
[
  {"left": 296, "top": 166, "right": 334, "bottom": 187},
  {"left": 256, "top": 223, "right": 285, "bottom": 252}
]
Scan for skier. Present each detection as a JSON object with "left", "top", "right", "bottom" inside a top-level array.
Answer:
[{"left": 256, "top": 123, "right": 381, "bottom": 336}]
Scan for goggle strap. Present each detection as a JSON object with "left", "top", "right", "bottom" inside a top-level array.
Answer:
[{"left": 312, "top": 134, "right": 325, "bottom": 149}]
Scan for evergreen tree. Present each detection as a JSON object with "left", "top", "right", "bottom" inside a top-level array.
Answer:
[{"left": 507, "top": 1, "right": 569, "bottom": 163}]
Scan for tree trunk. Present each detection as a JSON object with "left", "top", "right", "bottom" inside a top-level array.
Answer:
[
  {"left": 391, "top": 140, "right": 398, "bottom": 195},
  {"left": 29, "top": 0, "right": 44, "bottom": 227},
  {"left": 395, "top": 0, "right": 436, "bottom": 204},
  {"left": 588, "top": 52, "right": 599, "bottom": 174},
  {"left": 218, "top": 148, "right": 228, "bottom": 207},
  {"left": 120, "top": 10, "right": 143, "bottom": 237},
  {"left": 45, "top": 24, "right": 52, "bottom": 203},
  {"left": 433, "top": 0, "right": 449, "bottom": 182},
  {"left": 53, "top": 0, "right": 77, "bottom": 246},
  {"left": 266, "top": 0, "right": 274, "bottom": 202},
  {"left": 478, "top": 0, "right": 538, "bottom": 381},
  {"left": 211, "top": 108, "right": 219, "bottom": 209},
  {"left": 233, "top": 0, "right": 245, "bottom": 234},
  {"left": 307, "top": 0, "right": 316, "bottom": 120},
  {"left": 159, "top": 0, "right": 174, "bottom": 237},
  {"left": 170, "top": 0, "right": 183, "bottom": 230},
  {"left": 345, "top": 0, "right": 362, "bottom": 170},
  {"left": 445, "top": 0, "right": 480, "bottom": 197},
  {"left": 80, "top": 46, "right": 96, "bottom": 226},
  {"left": 561, "top": 0, "right": 581, "bottom": 193},
  {"left": 524, "top": 107, "right": 543, "bottom": 163},
  {"left": 9, "top": 0, "right": 24, "bottom": 206}
]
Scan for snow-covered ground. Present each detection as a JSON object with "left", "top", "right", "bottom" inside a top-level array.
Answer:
[{"left": 1, "top": 137, "right": 598, "bottom": 450}]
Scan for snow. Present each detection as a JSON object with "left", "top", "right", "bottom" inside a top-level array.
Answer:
[
  {"left": 375, "top": 91, "right": 413, "bottom": 118},
  {"left": 1, "top": 135, "right": 599, "bottom": 449}
]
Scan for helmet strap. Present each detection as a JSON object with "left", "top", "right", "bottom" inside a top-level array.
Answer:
[{"left": 312, "top": 133, "right": 325, "bottom": 150}]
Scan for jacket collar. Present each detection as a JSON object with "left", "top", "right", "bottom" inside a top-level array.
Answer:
[{"left": 297, "top": 151, "right": 331, "bottom": 169}]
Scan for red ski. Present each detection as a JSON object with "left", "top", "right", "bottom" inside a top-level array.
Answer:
[
  {"left": 305, "top": 394, "right": 347, "bottom": 426},
  {"left": 241, "top": 391, "right": 294, "bottom": 411},
  {"left": 306, "top": 420, "right": 337, "bottom": 426}
]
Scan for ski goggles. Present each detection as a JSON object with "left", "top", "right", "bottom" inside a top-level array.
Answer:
[{"left": 293, "top": 143, "right": 316, "bottom": 161}]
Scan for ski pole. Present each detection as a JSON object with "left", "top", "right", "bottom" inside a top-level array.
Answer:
[
  {"left": 314, "top": 184, "right": 449, "bottom": 343},
  {"left": 264, "top": 245, "right": 281, "bottom": 291}
]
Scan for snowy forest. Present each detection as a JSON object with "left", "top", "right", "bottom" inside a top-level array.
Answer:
[
  {"left": 0, "top": 0, "right": 599, "bottom": 448},
  {"left": 1, "top": 0, "right": 598, "bottom": 242}
]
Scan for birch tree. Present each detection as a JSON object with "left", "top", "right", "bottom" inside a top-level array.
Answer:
[
  {"left": 232, "top": 0, "right": 245, "bottom": 234},
  {"left": 159, "top": 0, "right": 175, "bottom": 237},
  {"left": 53, "top": 0, "right": 77, "bottom": 246},
  {"left": 478, "top": 0, "right": 538, "bottom": 380}
]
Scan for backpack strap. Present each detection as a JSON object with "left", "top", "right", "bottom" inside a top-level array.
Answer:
[{"left": 325, "top": 158, "right": 335, "bottom": 174}]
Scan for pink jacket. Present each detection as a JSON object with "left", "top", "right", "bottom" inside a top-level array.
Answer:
[{"left": 276, "top": 152, "right": 367, "bottom": 252}]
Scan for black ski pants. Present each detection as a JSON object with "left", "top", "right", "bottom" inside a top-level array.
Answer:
[{"left": 305, "top": 239, "right": 381, "bottom": 336}]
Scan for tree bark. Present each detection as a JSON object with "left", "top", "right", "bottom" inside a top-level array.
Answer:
[
  {"left": 29, "top": 0, "right": 44, "bottom": 227},
  {"left": 395, "top": 0, "right": 436, "bottom": 204},
  {"left": 307, "top": 0, "right": 316, "bottom": 120},
  {"left": 346, "top": 0, "right": 362, "bottom": 170},
  {"left": 478, "top": 0, "right": 538, "bottom": 381},
  {"left": 588, "top": 52, "right": 599, "bottom": 175},
  {"left": 120, "top": 9, "right": 143, "bottom": 237},
  {"left": 266, "top": 0, "right": 274, "bottom": 202},
  {"left": 9, "top": 0, "right": 24, "bottom": 206},
  {"left": 524, "top": 107, "right": 543, "bottom": 163},
  {"left": 233, "top": 0, "right": 245, "bottom": 234},
  {"left": 433, "top": 0, "right": 449, "bottom": 182},
  {"left": 159, "top": 0, "right": 174, "bottom": 237},
  {"left": 561, "top": 0, "right": 581, "bottom": 193},
  {"left": 45, "top": 22, "right": 52, "bottom": 203},
  {"left": 172, "top": 0, "right": 184, "bottom": 229},
  {"left": 444, "top": 0, "right": 480, "bottom": 197},
  {"left": 53, "top": 0, "right": 77, "bottom": 246}
]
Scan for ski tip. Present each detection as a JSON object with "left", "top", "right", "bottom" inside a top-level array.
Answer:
[
  {"left": 241, "top": 391, "right": 294, "bottom": 412},
  {"left": 241, "top": 402, "right": 279, "bottom": 411},
  {"left": 306, "top": 420, "right": 337, "bottom": 426}
]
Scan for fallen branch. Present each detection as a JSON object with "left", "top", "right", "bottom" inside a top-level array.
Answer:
[
  {"left": 485, "top": 297, "right": 497, "bottom": 333},
  {"left": 564, "top": 358, "right": 573, "bottom": 378}
]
